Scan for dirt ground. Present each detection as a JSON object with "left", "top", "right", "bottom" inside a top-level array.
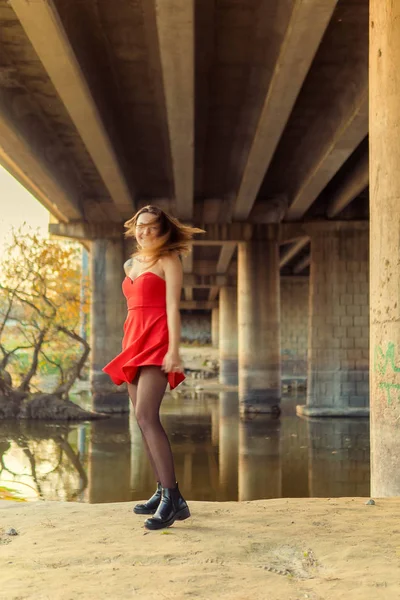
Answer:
[{"left": 1, "top": 496, "right": 400, "bottom": 600}]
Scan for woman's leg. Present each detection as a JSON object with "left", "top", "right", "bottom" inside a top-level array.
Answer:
[
  {"left": 134, "top": 365, "right": 176, "bottom": 489},
  {"left": 127, "top": 375, "right": 161, "bottom": 483}
]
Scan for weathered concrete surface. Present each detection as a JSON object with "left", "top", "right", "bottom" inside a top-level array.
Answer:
[
  {"left": 258, "top": 0, "right": 369, "bottom": 221},
  {"left": 10, "top": 0, "right": 135, "bottom": 220},
  {"left": 280, "top": 276, "right": 309, "bottom": 380},
  {"left": 327, "top": 149, "right": 369, "bottom": 218},
  {"left": 211, "top": 307, "right": 219, "bottom": 349},
  {"left": 219, "top": 286, "right": 238, "bottom": 385},
  {"left": 154, "top": 0, "right": 194, "bottom": 219},
  {"left": 369, "top": 0, "right": 400, "bottom": 497},
  {"left": 90, "top": 238, "right": 128, "bottom": 413},
  {"left": 238, "top": 235, "right": 281, "bottom": 415},
  {"left": 297, "top": 224, "right": 369, "bottom": 418},
  {"left": 216, "top": 242, "right": 236, "bottom": 274},
  {"left": 279, "top": 237, "right": 309, "bottom": 268},
  {"left": 233, "top": 0, "right": 337, "bottom": 220}
]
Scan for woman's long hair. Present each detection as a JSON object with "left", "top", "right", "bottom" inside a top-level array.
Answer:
[{"left": 124, "top": 205, "right": 205, "bottom": 266}]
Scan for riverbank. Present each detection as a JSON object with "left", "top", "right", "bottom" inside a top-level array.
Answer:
[{"left": 1, "top": 496, "right": 400, "bottom": 599}]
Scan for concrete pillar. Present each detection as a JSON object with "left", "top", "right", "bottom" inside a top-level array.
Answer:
[
  {"left": 297, "top": 224, "right": 369, "bottom": 418},
  {"left": 90, "top": 238, "right": 128, "bottom": 413},
  {"left": 237, "top": 233, "right": 281, "bottom": 415},
  {"left": 280, "top": 276, "right": 309, "bottom": 383},
  {"left": 370, "top": 0, "right": 400, "bottom": 496},
  {"left": 211, "top": 307, "right": 219, "bottom": 348},
  {"left": 219, "top": 287, "right": 238, "bottom": 385}
]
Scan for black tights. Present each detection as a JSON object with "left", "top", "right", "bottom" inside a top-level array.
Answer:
[{"left": 127, "top": 366, "right": 176, "bottom": 489}]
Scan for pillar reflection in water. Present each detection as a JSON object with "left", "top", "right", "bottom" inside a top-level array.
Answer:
[
  {"left": 280, "top": 397, "right": 309, "bottom": 498},
  {"left": 306, "top": 418, "right": 370, "bottom": 497},
  {"left": 88, "top": 417, "right": 131, "bottom": 503},
  {"left": 210, "top": 402, "right": 220, "bottom": 447},
  {"left": 238, "top": 416, "right": 281, "bottom": 501},
  {"left": 218, "top": 392, "right": 239, "bottom": 501},
  {"left": 77, "top": 424, "right": 88, "bottom": 501}
]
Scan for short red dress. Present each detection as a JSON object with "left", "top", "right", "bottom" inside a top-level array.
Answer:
[{"left": 102, "top": 272, "right": 185, "bottom": 390}]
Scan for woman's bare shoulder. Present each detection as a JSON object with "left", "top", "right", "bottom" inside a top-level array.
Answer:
[
  {"left": 123, "top": 258, "right": 133, "bottom": 275},
  {"left": 160, "top": 252, "right": 181, "bottom": 270}
]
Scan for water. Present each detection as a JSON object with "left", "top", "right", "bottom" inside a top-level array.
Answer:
[{"left": 0, "top": 392, "right": 370, "bottom": 503}]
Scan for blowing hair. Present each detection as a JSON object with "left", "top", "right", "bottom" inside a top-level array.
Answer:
[{"left": 124, "top": 205, "right": 205, "bottom": 266}]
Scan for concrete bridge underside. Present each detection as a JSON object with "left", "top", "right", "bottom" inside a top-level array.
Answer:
[{"left": 0, "top": 0, "right": 398, "bottom": 494}]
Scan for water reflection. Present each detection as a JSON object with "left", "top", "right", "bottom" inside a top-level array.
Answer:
[
  {"left": 88, "top": 418, "right": 131, "bottom": 503},
  {"left": 239, "top": 417, "right": 281, "bottom": 501},
  {"left": 0, "top": 392, "right": 371, "bottom": 503},
  {"left": 0, "top": 422, "right": 88, "bottom": 501}
]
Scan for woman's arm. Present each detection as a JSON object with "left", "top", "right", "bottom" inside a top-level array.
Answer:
[{"left": 162, "top": 253, "right": 183, "bottom": 373}]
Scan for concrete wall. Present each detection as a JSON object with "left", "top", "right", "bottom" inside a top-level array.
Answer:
[
  {"left": 307, "top": 227, "right": 369, "bottom": 411},
  {"left": 280, "top": 277, "right": 309, "bottom": 380},
  {"left": 181, "top": 311, "right": 211, "bottom": 344}
]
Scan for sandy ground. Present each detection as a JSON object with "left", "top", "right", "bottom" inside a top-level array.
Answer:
[{"left": 1, "top": 497, "right": 400, "bottom": 600}]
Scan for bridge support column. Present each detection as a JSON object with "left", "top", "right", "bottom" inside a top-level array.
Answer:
[
  {"left": 297, "top": 225, "right": 369, "bottom": 418},
  {"left": 90, "top": 238, "right": 129, "bottom": 413},
  {"left": 219, "top": 287, "right": 238, "bottom": 385},
  {"left": 238, "top": 236, "right": 281, "bottom": 416},
  {"left": 211, "top": 307, "right": 219, "bottom": 348},
  {"left": 370, "top": 0, "right": 400, "bottom": 496}
]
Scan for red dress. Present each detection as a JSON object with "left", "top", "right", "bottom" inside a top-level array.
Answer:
[{"left": 102, "top": 272, "right": 185, "bottom": 390}]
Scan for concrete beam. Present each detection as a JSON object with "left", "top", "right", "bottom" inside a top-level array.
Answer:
[
  {"left": 208, "top": 287, "right": 219, "bottom": 301},
  {"left": 286, "top": 92, "right": 368, "bottom": 220},
  {"left": 183, "top": 274, "right": 235, "bottom": 288},
  {"left": 293, "top": 255, "right": 310, "bottom": 274},
  {"left": 327, "top": 151, "right": 369, "bottom": 218},
  {"left": 10, "top": 0, "right": 135, "bottom": 220},
  {"left": 279, "top": 237, "right": 309, "bottom": 268},
  {"left": 155, "top": 0, "right": 194, "bottom": 220},
  {"left": 180, "top": 301, "right": 217, "bottom": 310},
  {"left": 216, "top": 243, "right": 236, "bottom": 274},
  {"left": 279, "top": 223, "right": 311, "bottom": 244},
  {"left": 280, "top": 220, "right": 369, "bottom": 244},
  {"left": 233, "top": 0, "right": 338, "bottom": 220},
  {"left": 195, "top": 223, "right": 277, "bottom": 244},
  {"left": 50, "top": 220, "right": 368, "bottom": 245},
  {"left": 49, "top": 222, "right": 122, "bottom": 241},
  {"left": 181, "top": 253, "right": 193, "bottom": 273},
  {"left": 0, "top": 111, "right": 82, "bottom": 223}
]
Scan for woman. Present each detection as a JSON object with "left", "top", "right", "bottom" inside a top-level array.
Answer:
[{"left": 103, "top": 205, "right": 204, "bottom": 530}]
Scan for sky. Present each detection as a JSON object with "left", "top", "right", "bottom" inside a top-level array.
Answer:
[{"left": 0, "top": 164, "right": 50, "bottom": 255}]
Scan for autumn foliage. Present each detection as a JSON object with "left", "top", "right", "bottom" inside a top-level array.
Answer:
[{"left": 0, "top": 226, "right": 90, "bottom": 398}]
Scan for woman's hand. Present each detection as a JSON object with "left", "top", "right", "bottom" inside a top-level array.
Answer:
[{"left": 162, "top": 351, "right": 184, "bottom": 374}]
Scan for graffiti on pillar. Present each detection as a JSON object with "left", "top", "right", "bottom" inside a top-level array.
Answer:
[
  {"left": 374, "top": 342, "right": 400, "bottom": 405},
  {"left": 378, "top": 382, "right": 400, "bottom": 405}
]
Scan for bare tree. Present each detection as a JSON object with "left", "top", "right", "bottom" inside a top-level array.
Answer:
[{"left": 0, "top": 226, "right": 105, "bottom": 421}]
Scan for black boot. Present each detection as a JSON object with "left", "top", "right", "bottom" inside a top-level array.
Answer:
[
  {"left": 144, "top": 483, "right": 190, "bottom": 530},
  {"left": 133, "top": 482, "right": 162, "bottom": 515}
]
